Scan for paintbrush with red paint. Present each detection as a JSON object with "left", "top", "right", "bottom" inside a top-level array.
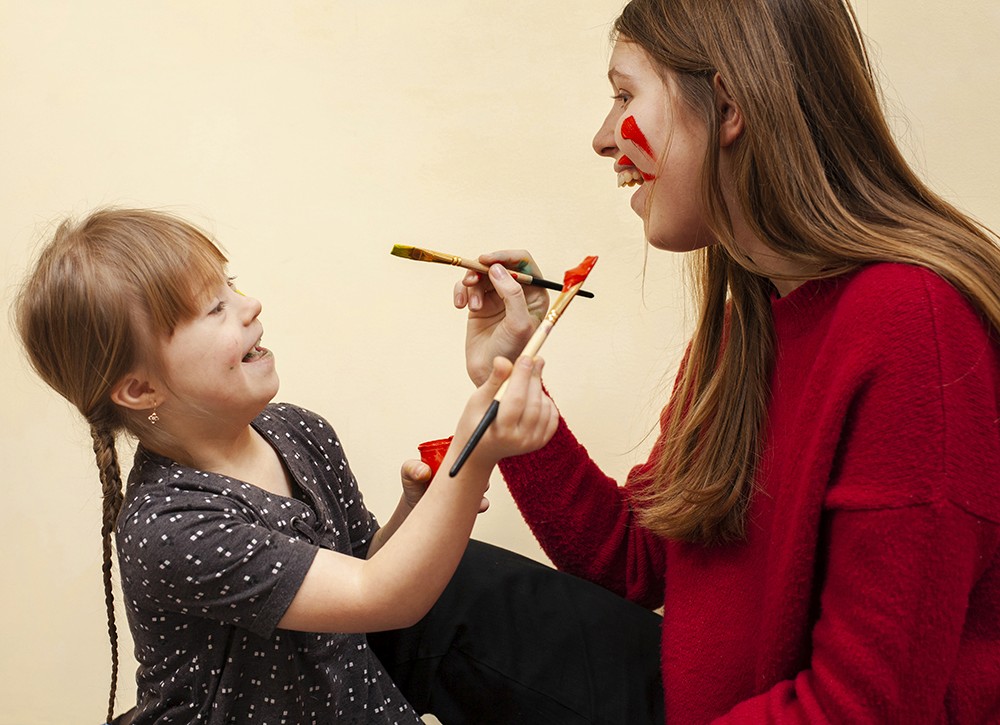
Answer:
[
  {"left": 449, "top": 255, "right": 598, "bottom": 476},
  {"left": 390, "top": 244, "right": 595, "bottom": 299}
]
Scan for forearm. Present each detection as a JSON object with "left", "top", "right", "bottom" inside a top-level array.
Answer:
[
  {"left": 281, "top": 354, "right": 556, "bottom": 634},
  {"left": 366, "top": 494, "right": 413, "bottom": 559},
  {"left": 279, "top": 458, "right": 492, "bottom": 634},
  {"left": 359, "top": 463, "right": 491, "bottom": 628},
  {"left": 500, "top": 415, "right": 666, "bottom": 606}
]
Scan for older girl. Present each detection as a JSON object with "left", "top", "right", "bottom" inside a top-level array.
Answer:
[{"left": 456, "top": 0, "right": 1000, "bottom": 721}]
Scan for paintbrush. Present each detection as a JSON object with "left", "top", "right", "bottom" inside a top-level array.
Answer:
[
  {"left": 449, "top": 255, "right": 598, "bottom": 477},
  {"left": 390, "top": 244, "right": 595, "bottom": 299}
]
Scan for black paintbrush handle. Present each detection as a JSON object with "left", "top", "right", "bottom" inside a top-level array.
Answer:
[
  {"left": 449, "top": 400, "right": 500, "bottom": 477},
  {"left": 528, "top": 277, "right": 594, "bottom": 298}
]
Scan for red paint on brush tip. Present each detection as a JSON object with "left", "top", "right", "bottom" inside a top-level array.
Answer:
[
  {"left": 562, "top": 256, "right": 598, "bottom": 290},
  {"left": 621, "top": 115, "right": 654, "bottom": 158}
]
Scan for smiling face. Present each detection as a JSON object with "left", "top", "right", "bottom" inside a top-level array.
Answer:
[
  {"left": 593, "top": 40, "right": 715, "bottom": 253},
  {"left": 155, "top": 276, "right": 278, "bottom": 426}
]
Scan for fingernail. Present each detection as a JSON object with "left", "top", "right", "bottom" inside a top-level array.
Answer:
[
  {"left": 490, "top": 264, "right": 506, "bottom": 281},
  {"left": 518, "top": 354, "right": 533, "bottom": 368}
]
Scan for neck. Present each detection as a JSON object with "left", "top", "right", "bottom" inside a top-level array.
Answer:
[
  {"left": 769, "top": 274, "right": 807, "bottom": 299},
  {"left": 146, "top": 408, "right": 293, "bottom": 498},
  {"left": 718, "top": 152, "right": 812, "bottom": 298},
  {"left": 147, "top": 408, "right": 262, "bottom": 474}
]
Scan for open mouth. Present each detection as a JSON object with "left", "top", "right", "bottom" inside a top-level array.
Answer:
[
  {"left": 617, "top": 154, "right": 654, "bottom": 187},
  {"left": 242, "top": 337, "right": 268, "bottom": 363},
  {"left": 618, "top": 168, "right": 645, "bottom": 188}
]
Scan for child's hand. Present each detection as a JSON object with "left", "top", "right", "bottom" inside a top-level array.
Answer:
[
  {"left": 399, "top": 459, "right": 432, "bottom": 509},
  {"left": 455, "top": 354, "right": 559, "bottom": 473},
  {"left": 399, "top": 459, "right": 490, "bottom": 512}
]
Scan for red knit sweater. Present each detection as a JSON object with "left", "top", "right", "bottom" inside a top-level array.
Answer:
[{"left": 499, "top": 264, "right": 1000, "bottom": 723}]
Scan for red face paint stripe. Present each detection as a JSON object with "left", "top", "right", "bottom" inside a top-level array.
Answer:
[
  {"left": 562, "top": 255, "right": 598, "bottom": 290},
  {"left": 621, "top": 115, "right": 654, "bottom": 159}
]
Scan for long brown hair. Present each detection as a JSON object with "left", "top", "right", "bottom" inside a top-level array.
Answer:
[
  {"left": 14, "top": 208, "right": 227, "bottom": 722},
  {"left": 617, "top": 0, "right": 1000, "bottom": 543}
]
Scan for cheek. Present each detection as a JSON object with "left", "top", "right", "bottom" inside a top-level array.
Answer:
[
  {"left": 620, "top": 115, "right": 656, "bottom": 161},
  {"left": 225, "top": 340, "right": 246, "bottom": 369}
]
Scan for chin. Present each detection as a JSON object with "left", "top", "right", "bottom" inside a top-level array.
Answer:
[{"left": 644, "top": 225, "right": 716, "bottom": 254}]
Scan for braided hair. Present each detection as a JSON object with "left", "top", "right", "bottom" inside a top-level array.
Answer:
[{"left": 14, "top": 208, "right": 227, "bottom": 720}]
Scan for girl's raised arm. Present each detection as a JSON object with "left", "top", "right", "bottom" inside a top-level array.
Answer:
[{"left": 278, "top": 354, "right": 557, "bottom": 633}]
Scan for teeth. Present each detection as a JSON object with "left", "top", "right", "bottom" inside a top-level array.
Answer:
[
  {"left": 242, "top": 337, "right": 264, "bottom": 362},
  {"left": 617, "top": 169, "right": 644, "bottom": 188}
]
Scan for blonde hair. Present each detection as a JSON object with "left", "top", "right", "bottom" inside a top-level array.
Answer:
[
  {"left": 14, "top": 208, "right": 227, "bottom": 722},
  {"left": 616, "top": 0, "right": 1000, "bottom": 543}
]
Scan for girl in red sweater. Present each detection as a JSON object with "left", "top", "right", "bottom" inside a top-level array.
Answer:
[{"left": 455, "top": 0, "right": 1000, "bottom": 722}]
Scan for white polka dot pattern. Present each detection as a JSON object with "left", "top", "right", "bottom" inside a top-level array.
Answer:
[{"left": 116, "top": 403, "right": 421, "bottom": 724}]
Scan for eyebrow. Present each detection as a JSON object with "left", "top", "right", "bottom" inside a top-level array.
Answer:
[{"left": 607, "top": 67, "right": 634, "bottom": 86}]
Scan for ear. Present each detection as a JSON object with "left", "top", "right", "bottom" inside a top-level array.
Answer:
[
  {"left": 713, "top": 73, "right": 744, "bottom": 148},
  {"left": 110, "top": 371, "right": 159, "bottom": 412}
]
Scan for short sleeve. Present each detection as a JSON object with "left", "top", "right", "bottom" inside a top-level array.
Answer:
[{"left": 117, "top": 487, "right": 319, "bottom": 639}]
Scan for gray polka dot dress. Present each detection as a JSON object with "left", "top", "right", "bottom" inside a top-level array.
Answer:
[{"left": 117, "top": 403, "right": 422, "bottom": 724}]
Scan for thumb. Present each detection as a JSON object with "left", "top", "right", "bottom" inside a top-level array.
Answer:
[
  {"left": 490, "top": 263, "right": 524, "bottom": 304},
  {"left": 488, "top": 264, "right": 530, "bottom": 315},
  {"left": 400, "top": 458, "right": 432, "bottom": 486},
  {"left": 487, "top": 264, "right": 543, "bottom": 343},
  {"left": 478, "top": 356, "right": 514, "bottom": 398}
]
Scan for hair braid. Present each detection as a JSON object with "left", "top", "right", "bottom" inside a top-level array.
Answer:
[
  {"left": 14, "top": 208, "right": 232, "bottom": 722},
  {"left": 91, "top": 425, "right": 124, "bottom": 725}
]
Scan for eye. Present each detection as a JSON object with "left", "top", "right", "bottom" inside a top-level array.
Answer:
[
  {"left": 611, "top": 91, "right": 632, "bottom": 107},
  {"left": 210, "top": 300, "right": 227, "bottom": 315}
]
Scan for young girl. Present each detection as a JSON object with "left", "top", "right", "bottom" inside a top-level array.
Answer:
[
  {"left": 455, "top": 0, "right": 1000, "bottom": 721},
  {"left": 14, "top": 207, "right": 561, "bottom": 724}
]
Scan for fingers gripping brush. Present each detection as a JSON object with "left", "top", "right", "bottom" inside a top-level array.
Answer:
[
  {"left": 390, "top": 244, "right": 595, "bottom": 299},
  {"left": 449, "top": 255, "right": 598, "bottom": 476}
]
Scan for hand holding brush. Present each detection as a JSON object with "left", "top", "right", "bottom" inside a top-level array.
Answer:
[{"left": 449, "top": 255, "right": 598, "bottom": 476}]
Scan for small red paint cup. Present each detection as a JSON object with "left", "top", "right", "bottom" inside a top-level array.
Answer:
[{"left": 418, "top": 436, "right": 453, "bottom": 477}]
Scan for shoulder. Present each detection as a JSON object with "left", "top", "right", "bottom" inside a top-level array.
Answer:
[
  {"left": 837, "top": 263, "right": 964, "bottom": 315},
  {"left": 819, "top": 263, "right": 992, "bottom": 354},
  {"left": 118, "top": 455, "right": 250, "bottom": 544},
  {"left": 838, "top": 263, "right": 984, "bottom": 327},
  {"left": 776, "top": 262, "right": 999, "bottom": 408}
]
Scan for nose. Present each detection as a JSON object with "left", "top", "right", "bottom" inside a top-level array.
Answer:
[
  {"left": 241, "top": 294, "right": 263, "bottom": 324},
  {"left": 592, "top": 108, "right": 619, "bottom": 158}
]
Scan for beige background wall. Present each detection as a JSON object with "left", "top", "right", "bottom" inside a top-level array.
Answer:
[{"left": 1, "top": 2, "right": 997, "bottom": 722}]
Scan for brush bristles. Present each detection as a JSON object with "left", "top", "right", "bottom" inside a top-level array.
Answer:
[{"left": 390, "top": 244, "right": 453, "bottom": 264}]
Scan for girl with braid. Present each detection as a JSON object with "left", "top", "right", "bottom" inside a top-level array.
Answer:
[{"left": 15, "top": 208, "right": 663, "bottom": 725}]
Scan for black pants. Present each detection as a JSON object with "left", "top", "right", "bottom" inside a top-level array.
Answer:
[{"left": 368, "top": 540, "right": 665, "bottom": 725}]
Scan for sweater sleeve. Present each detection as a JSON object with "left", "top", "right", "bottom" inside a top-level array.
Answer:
[
  {"left": 498, "top": 412, "right": 668, "bottom": 609},
  {"left": 716, "top": 269, "right": 1000, "bottom": 723}
]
